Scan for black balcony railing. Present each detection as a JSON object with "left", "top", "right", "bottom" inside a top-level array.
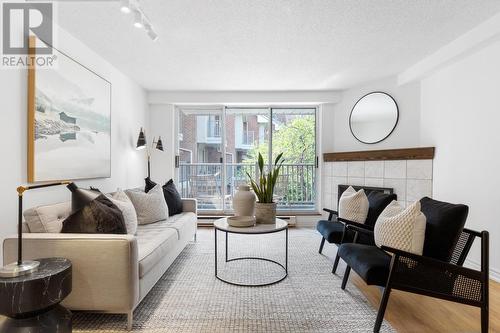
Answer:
[{"left": 178, "top": 163, "right": 316, "bottom": 211}]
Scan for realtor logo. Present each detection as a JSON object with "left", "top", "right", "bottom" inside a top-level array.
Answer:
[
  {"left": 1, "top": 2, "right": 56, "bottom": 68},
  {"left": 2, "top": 2, "right": 53, "bottom": 55}
]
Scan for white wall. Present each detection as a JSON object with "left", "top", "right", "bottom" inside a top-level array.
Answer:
[
  {"left": 325, "top": 76, "right": 421, "bottom": 152},
  {"left": 0, "top": 26, "right": 148, "bottom": 265},
  {"left": 420, "top": 40, "right": 500, "bottom": 278}
]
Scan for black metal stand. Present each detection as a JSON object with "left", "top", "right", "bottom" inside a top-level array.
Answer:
[{"left": 214, "top": 227, "right": 288, "bottom": 287}]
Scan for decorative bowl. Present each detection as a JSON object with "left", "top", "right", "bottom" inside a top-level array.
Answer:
[{"left": 227, "top": 216, "right": 255, "bottom": 228}]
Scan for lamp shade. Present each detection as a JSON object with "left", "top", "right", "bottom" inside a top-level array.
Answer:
[
  {"left": 136, "top": 128, "right": 146, "bottom": 150},
  {"left": 156, "top": 136, "right": 164, "bottom": 151}
]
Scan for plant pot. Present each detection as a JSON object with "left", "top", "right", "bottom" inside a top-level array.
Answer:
[
  {"left": 233, "top": 185, "right": 256, "bottom": 216},
  {"left": 255, "top": 202, "right": 277, "bottom": 224}
]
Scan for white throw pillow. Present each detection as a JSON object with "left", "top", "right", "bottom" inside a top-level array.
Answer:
[
  {"left": 338, "top": 186, "right": 369, "bottom": 223},
  {"left": 374, "top": 200, "right": 427, "bottom": 255},
  {"left": 126, "top": 185, "right": 168, "bottom": 225},
  {"left": 106, "top": 190, "right": 138, "bottom": 235}
]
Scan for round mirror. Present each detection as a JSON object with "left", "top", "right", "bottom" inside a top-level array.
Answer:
[{"left": 349, "top": 92, "right": 399, "bottom": 144}]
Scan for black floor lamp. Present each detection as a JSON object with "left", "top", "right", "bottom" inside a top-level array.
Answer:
[
  {"left": 136, "top": 127, "right": 164, "bottom": 178},
  {"left": 0, "top": 181, "right": 72, "bottom": 278}
]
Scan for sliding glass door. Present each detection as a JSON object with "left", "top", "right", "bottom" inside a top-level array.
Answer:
[
  {"left": 176, "top": 107, "right": 224, "bottom": 211},
  {"left": 176, "top": 106, "right": 317, "bottom": 213}
]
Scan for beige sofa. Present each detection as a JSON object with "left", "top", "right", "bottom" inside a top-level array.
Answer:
[{"left": 3, "top": 197, "right": 197, "bottom": 330}]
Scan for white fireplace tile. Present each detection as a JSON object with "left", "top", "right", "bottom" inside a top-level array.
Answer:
[
  {"left": 324, "top": 177, "right": 334, "bottom": 195},
  {"left": 365, "top": 161, "right": 384, "bottom": 178},
  {"left": 407, "top": 179, "right": 432, "bottom": 202},
  {"left": 365, "top": 178, "right": 384, "bottom": 187},
  {"left": 323, "top": 162, "right": 333, "bottom": 177},
  {"left": 407, "top": 159, "right": 433, "bottom": 180},
  {"left": 332, "top": 162, "right": 348, "bottom": 177},
  {"left": 348, "top": 177, "right": 365, "bottom": 186},
  {"left": 323, "top": 193, "right": 334, "bottom": 210},
  {"left": 348, "top": 161, "right": 365, "bottom": 177},
  {"left": 384, "top": 160, "right": 407, "bottom": 179},
  {"left": 333, "top": 176, "right": 348, "bottom": 193},
  {"left": 384, "top": 178, "right": 407, "bottom": 202}
]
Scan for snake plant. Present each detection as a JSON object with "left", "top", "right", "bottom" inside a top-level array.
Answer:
[{"left": 246, "top": 152, "right": 285, "bottom": 203}]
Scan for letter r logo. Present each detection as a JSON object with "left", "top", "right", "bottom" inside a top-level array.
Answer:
[{"left": 2, "top": 3, "right": 53, "bottom": 55}]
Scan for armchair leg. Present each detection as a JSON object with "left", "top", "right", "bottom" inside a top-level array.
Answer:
[
  {"left": 332, "top": 253, "right": 340, "bottom": 274},
  {"left": 374, "top": 287, "right": 392, "bottom": 333},
  {"left": 319, "top": 237, "right": 326, "bottom": 254},
  {"left": 341, "top": 266, "right": 351, "bottom": 290},
  {"left": 481, "top": 305, "right": 489, "bottom": 333}
]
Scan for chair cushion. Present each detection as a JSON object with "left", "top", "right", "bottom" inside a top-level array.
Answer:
[
  {"left": 338, "top": 243, "right": 392, "bottom": 286},
  {"left": 338, "top": 186, "right": 369, "bottom": 223},
  {"left": 374, "top": 201, "right": 426, "bottom": 255},
  {"left": 316, "top": 220, "right": 348, "bottom": 244},
  {"left": 365, "top": 191, "right": 397, "bottom": 227},
  {"left": 420, "top": 197, "right": 469, "bottom": 262}
]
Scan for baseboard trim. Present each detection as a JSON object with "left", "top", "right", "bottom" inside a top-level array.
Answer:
[{"left": 465, "top": 259, "right": 500, "bottom": 282}]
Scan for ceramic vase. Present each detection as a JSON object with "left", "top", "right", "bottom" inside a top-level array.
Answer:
[
  {"left": 255, "top": 202, "right": 277, "bottom": 224},
  {"left": 233, "top": 185, "right": 256, "bottom": 216}
]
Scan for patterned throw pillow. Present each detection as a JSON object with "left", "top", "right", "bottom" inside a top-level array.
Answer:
[
  {"left": 338, "top": 186, "right": 369, "bottom": 223},
  {"left": 374, "top": 200, "right": 427, "bottom": 255},
  {"left": 106, "top": 190, "right": 138, "bottom": 235},
  {"left": 126, "top": 185, "right": 169, "bottom": 225}
]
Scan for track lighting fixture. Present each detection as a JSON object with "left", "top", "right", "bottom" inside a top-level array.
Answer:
[
  {"left": 120, "top": 0, "right": 131, "bottom": 13},
  {"left": 119, "top": 0, "right": 158, "bottom": 40},
  {"left": 133, "top": 10, "right": 143, "bottom": 28}
]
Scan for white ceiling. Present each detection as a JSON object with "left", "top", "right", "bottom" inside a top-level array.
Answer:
[{"left": 56, "top": 0, "right": 500, "bottom": 91}]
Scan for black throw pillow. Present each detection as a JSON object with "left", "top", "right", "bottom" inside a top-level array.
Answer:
[
  {"left": 61, "top": 194, "right": 126, "bottom": 234},
  {"left": 420, "top": 197, "right": 469, "bottom": 262},
  {"left": 67, "top": 183, "right": 101, "bottom": 213},
  {"left": 162, "top": 179, "right": 183, "bottom": 216},
  {"left": 365, "top": 191, "right": 397, "bottom": 227},
  {"left": 145, "top": 177, "right": 157, "bottom": 193}
]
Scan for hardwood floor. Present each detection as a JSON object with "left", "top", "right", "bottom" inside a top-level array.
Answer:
[{"left": 350, "top": 272, "right": 499, "bottom": 332}]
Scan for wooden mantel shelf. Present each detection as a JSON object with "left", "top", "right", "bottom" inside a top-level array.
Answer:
[{"left": 323, "top": 147, "right": 435, "bottom": 162}]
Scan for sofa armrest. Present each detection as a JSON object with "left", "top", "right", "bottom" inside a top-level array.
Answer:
[
  {"left": 3, "top": 233, "right": 139, "bottom": 313},
  {"left": 182, "top": 198, "right": 197, "bottom": 215}
]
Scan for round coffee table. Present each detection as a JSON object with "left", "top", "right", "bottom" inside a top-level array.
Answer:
[{"left": 214, "top": 217, "right": 288, "bottom": 287}]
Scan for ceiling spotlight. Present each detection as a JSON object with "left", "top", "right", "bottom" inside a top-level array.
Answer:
[
  {"left": 133, "top": 10, "right": 143, "bottom": 28},
  {"left": 120, "top": 0, "right": 131, "bottom": 13}
]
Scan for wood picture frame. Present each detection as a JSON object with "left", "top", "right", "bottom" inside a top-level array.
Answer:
[{"left": 27, "top": 36, "right": 112, "bottom": 182}]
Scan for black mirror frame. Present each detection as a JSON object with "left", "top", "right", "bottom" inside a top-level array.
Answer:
[{"left": 349, "top": 91, "right": 399, "bottom": 145}]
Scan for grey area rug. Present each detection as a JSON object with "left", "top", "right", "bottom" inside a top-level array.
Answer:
[{"left": 73, "top": 228, "right": 395, "bottom": 332}]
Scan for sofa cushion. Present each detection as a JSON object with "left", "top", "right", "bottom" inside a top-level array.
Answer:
[
  {"left": 24, "top": 201, "right": 71, "bottom": 233},
  {"left": 106, "top": 190, "right": 138, "bottom": 235},
  {"left": 420, "top": 197, "right": 469, "bottom": 262},
  {"left": 126, "top": 185, "right": 169, "bottom": 225},
  {"left": 61, "top": 194, "right": 127, "bottom": 234},
  {"left": 338, "top": 243, "right": 392, "bottom": 286},
  {"left": 162, "top": 179, "right": 183, "bottom": 216},
  {"left": 137, "top": 221, "right": 179, "bottom": 278}
]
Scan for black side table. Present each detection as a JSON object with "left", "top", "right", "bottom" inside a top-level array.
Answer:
[{"left": 0, "top": 258, "right": 72, "bottom": 333}]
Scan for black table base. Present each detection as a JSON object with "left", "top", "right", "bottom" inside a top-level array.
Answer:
[
  {"left": 215, "top": 227, "right": 288, "bottom": 287},
  {"left": 0, "top": 305, "right": 71, "bottom": 333}
]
